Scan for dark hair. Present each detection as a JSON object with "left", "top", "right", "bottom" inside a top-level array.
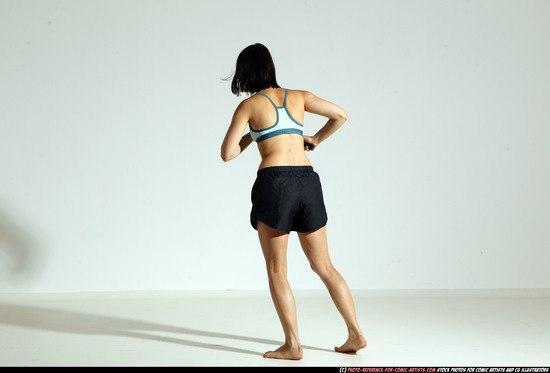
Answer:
[{"left": 231, "top": 43, "right": 280, "bottom": 96}]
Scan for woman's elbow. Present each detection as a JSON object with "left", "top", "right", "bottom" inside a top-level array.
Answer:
[
  {"left": 220, "top": 147, "right": 236, "bottom": 162},
  {"left": 221, "top": 151, "right": 232, "bottom": 162},
  {"left": 220, "top": 146, "right": 229, "bottom": 162},
  {"left": 332, "top": 108, "right": 348, "bottom": 124},
  {"left": 338, "top": 108, "right": 348, "bottom": 122}
]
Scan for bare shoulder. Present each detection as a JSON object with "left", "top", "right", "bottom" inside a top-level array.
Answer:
[
  {"left": 293, "top": 90, "right": 347, "bottom": 119},
  {"left": 286, "top": 89, "right": 312, "bottom": 106},
  {"left": 235, "top": 94, "right": 257, "bottom": 112},
  {"left": 288, "top": 89, "right": 314, "bottom": 98}
]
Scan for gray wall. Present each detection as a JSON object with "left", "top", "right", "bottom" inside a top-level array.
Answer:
[{"left": 1, "top": 0, "right": 549, "bottom": 292}]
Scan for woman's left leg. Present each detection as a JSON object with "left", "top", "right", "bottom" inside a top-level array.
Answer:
[{"left": 257, "top": 221, "right": 303, "bottom": 360}]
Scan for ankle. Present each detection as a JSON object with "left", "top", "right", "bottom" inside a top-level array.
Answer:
[
  {"left": 347, "top": 326, "right": 363, "bottom": 338},
  {"left": 284, "top": 339, "right": 302, "bottom": 349}
]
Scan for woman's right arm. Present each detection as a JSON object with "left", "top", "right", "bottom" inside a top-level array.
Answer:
[{"left": 302, "top": 91, "right": 348, "bottom": 149}]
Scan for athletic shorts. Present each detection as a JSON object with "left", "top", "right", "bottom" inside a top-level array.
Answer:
[{"left": 250, "top": 166, "right": 328, "bottom": 233}]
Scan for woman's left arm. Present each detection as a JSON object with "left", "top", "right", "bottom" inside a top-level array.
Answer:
[{"left": 221, "top": 102, "right": 253, "bottom": 162}]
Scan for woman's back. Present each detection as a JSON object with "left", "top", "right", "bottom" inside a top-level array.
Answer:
[
  {"left": 246, "top": 88, "right": 310, "bottom": 169},
  {"left": 221, "top": 85, "right": 347, "bottom": 165}
]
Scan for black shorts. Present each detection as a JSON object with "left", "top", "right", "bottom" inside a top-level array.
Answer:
[{"left": 250, "top": 166, "right": 328, "bottom": 233}]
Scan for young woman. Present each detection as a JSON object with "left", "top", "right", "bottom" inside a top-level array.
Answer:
[{"left": 221, "top": 43, "right": 366, "bottom": 360}]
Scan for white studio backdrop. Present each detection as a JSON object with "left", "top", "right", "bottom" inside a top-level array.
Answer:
[{"left": 1, "top": 0, "right": 549, "bottom": 293}]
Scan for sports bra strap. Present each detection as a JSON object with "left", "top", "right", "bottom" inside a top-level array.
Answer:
[
  {"left": 249, "top": 89, "right": 303, "bottom": 143},
  {"left": 256, "top": 89, "right": 288, "bottom": 108}
]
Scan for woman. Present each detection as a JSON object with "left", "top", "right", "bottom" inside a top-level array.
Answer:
[{"left": 221, "top": 43, "right": 366, "bottom": 360}]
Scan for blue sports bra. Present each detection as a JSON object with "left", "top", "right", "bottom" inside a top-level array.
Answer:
[{"left": 249, "top": 89, "right": 304, "bottom": 143}]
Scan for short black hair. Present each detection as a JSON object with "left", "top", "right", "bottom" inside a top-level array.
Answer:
[{"left": 231, "top": 43, "right": 280, "bottom": 96}]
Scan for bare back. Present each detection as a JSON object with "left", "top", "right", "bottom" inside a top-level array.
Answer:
[
  {"left": 247, "top": 88, "right": 311, "bottom": 170},
  {"left": 221, "top": 87, "right": 347, "bottom": 165}
]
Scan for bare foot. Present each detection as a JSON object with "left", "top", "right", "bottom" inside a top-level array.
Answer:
[
  {"left": 335, "top": 334, "right": 367, "bottom": 353},
  {"left": 263, "top": 343, "right": 303, "bottom": 360}
]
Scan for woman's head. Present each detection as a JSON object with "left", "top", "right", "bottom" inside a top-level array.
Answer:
[{"left": 231, "top": 43, "right": 280, "bottom": 96}]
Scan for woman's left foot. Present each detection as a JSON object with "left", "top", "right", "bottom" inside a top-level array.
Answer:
[{"left": 264, "top": 343, "right": 303, "bottom": 360}]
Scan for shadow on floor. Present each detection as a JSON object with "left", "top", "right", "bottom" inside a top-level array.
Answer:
[{"left": 0, "top": 301, "right": 332, "bottom": 356}]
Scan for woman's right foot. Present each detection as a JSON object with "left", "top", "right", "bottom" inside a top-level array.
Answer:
[{"left": 335, "top": 334, "right": 367, "bottom": 353}]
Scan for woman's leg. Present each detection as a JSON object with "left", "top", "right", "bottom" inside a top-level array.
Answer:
[
  {"left": 257, "top": 221, "right": 303, "bottom": 360},
  {"left": 297, "top": 226, "right": 367, "bottom": 353}
]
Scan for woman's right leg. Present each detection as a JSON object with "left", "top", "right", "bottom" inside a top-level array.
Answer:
[{"left": 297, "top": 226, "right": 366, "bottom": 353}]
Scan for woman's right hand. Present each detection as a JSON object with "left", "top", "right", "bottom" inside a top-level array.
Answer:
[
  {"left": 303, "top": 135, "right": 318, "bottom": 151},
  {"left": 302, "top": 91, "right": 348, "bottom": 148}
]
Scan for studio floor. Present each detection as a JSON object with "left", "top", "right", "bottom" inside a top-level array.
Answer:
[{"left": 0, "top": 289, "right": 549, "bottom": 367}]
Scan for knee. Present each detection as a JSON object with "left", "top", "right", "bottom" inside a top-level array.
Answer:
[
  {"left": 310, "top": 262, "right": 335, "bottom": 279},
  {"left": 266, "top": 265, "right": 289, "bottom": 289},
  {"left": 266, "top": 263, "right": 287, "bottom": 279}
]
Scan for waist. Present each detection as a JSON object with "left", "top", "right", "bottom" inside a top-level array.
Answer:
[
  {"left": 256, "top": 134, "right": 312, "bottom": 171},
  {"left": 257, "top": 165, "right": 314, "bottom": 177}
]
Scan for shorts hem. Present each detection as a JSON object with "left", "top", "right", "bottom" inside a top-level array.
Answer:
[
  {"left": 251, "top": 215, "right": 327, "bottom": 234},
  {"left": 251, "top": 217, "right": 291, "bottom": 234},
  {"left": 294, "top": 219, "right": 328, "bottom": 233}
]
